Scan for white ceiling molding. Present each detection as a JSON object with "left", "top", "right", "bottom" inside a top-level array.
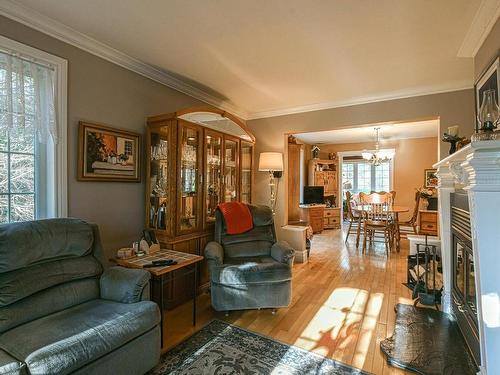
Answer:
[
  {"left": 246, "top": 82, "right": 472, "bottom": 120},
  {"left": 0, "top": 0, "right": 249, "bottom": 119},
  {"left": 457, "top": 0, "right": 500, "bottom": 57}
]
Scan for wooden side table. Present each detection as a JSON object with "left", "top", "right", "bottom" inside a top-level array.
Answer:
[
  {"left": 419, "top": 210, "right": 439, "bottom": 236},
  {"left": 114, "top": 249, "right": 203, "bottom": 348}
]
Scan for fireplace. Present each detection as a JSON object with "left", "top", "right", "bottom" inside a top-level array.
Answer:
[
  {"left": 450, "top": 192, "right": 480, "bottom": 365},
  {"left": 435, "top": 140, "right": 500, "bottom": 374}
]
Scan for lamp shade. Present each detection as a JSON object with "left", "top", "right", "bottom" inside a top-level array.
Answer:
[{"left": 258, "top": 152, "right": 283, "bottom": 171}]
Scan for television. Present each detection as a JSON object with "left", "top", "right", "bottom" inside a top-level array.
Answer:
[{"left": 303, "top": 186, "right": 324, "bottom": 205}]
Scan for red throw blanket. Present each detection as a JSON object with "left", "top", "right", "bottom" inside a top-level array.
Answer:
[{"left": 218, "top": 202, "right": 253, "bottom": 234}]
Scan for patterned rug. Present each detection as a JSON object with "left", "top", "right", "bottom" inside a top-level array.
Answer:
[{"left": 151, "top": 320, "right": 371, "bottom": 375}]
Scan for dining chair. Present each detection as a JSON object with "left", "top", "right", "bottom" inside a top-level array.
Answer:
[
  {"left": 370, "top": 191, "right": 396, "bottom": 203},
  {"left": 344, "top": 191, "right": 360, "bottom": 243},
  {"left": 359, "top": 192, "right": 395, "bottom": 255},
  {"left": 398, "top": 191, "right": 421, "bottom": 236}
]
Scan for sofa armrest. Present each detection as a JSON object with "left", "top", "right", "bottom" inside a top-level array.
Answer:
[
  {"left": 100, "top": 266, "right": 150, "bottom": 303},
  {"left": 204, "top": 241, "right": 224, "bottom": 265},
  {"left": 271, "top": 241, "right": 295, "bottom": 265}
]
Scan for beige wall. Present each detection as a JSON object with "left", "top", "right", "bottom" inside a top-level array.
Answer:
[
  {"left": 0, "top": 16, "right": 203, "bottom": 264},
  {"left": 311, "top": 137, "right": 438, "bottom": 221},
  {"left": 474, "top": 17, "right": 500, "bottom": 80},
  {"left": 248, "top": 89, "right": 474, "bottom": 227}
]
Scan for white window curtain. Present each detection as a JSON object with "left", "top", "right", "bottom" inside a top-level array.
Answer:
[{"left": 0, "top": 51, "right": 58, "bottom": 144}]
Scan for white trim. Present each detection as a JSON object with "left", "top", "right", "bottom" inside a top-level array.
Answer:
[
  {"left": 0, "top": 34, "right": 68, "bottom": 218},
  {"left": 246, "top": 83, "right": 473, "bottom": 120},
  {"left": 0, "top": 0, "right": 248, "bottom": 120},
  {"left": 457, "top": 0, "right": 500, "bottom": 58}
]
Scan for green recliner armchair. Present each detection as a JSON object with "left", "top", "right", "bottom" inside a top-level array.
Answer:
[
  {"left": 205, "top": 205, "right": 295, "bottom": 312},
  {"left": 0, "top": 218, "right": 161, "bottom": 375}
]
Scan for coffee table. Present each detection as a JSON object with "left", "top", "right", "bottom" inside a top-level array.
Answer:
[{"left": 114, "top": 249, "right": 203, "bottom": 348}]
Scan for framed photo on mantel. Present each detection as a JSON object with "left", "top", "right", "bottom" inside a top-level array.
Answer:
[{"left": 78, "top": 121, "right": 141, "bottom": 182}]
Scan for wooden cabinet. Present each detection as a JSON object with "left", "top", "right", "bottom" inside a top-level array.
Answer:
[
  {"left": 323, "top": 207, "right": 341, "bottom": 229},
  {"left": 308, "top": 159, "right": 339, "bottom": 206},
  {"left": 299, "top": 205, "right": 325, "bottom": 233},
  {"left": 146, "top": 106, "right": 255, "bottom": 303},
  {"left": 419, "top": 210, "right": 439, "bottom": 236}
]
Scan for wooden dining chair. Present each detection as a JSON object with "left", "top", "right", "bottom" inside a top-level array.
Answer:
[
  {"left": 370, "top": 191, "right": 396, "bottom": 203},
  {"left": 344, "top": 191, "right": 360, "bottom": 243},
  {"left": 398, "top": 191, "right": 421, "bottom": 236},
  {"left": 359, "top": 192, "right": 395, "bottom": 256}
]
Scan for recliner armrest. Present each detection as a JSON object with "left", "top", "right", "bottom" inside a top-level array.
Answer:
[
  {"left": 271, "top": 241, "right": 295, "bottom": 265},
  {"left": 204, "top": 241, "right": 224, "bottom": 265},
  {"left": 100, "top": 266, "right": 150, "bottom": 303}
]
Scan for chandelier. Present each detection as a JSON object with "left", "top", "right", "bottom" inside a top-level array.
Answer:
[{"left": 361, "top": 127, "right": 395, "bottom": 166}]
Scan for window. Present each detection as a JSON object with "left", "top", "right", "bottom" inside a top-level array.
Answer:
[
  {"left": 0, "top": 36, "right": 67, "bottom": 223},
  {"left": 342, "top": 159, "right": 392, "bottom": 194}
]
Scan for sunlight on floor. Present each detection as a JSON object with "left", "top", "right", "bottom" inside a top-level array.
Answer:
[{"left": 293, "top": 287, "right": 383, "bottom": 369}]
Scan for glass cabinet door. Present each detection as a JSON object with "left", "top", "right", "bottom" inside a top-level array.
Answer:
[
  {"left": 240, "top": 141, "right": 253, "bottom": 203},
  {"left": 223, "top": 137, "right": 239, "bottom": 202},
  {"left": 204, "top": 131, "right": 222, "bottom": 224},
  {"left": 149, "top": 125, "right": 169, "bottom": 231},
  {"left": 179, "top": 123, "right": 200, "bottom": 233}
]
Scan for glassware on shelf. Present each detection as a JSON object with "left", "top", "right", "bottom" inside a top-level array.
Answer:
[
  {"left": 223, "top": 139, "right": 238, "bottom": 202},
  {"left": 205, "top": 133, "right": 222, "bottom": 222},
  {"left": 472, "top": 89, "right": 500, "bottom": 141},
  {"left": 180, "top": 125, "right": 199, "bottom": 231}
]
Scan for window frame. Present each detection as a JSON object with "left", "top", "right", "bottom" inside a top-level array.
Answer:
[
  {"left": 0, "top": 35, "right": 68, "bottom": 219},
  {"left": 338, "top": 149, "right": 395, "bottom": 196}
]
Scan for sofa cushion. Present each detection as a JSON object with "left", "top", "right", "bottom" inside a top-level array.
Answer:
[
  {"left": 211, "top": 256, "right": 292, "bottom": 285},
  {"left": 0, "top": 256, "right": 102, "bottom": 307},
  {"left": 0, "top": 278, "right": 99, "bottom": 333},
  {"left": 0, "top": 299, "right": 160, "bottom": 375},
  {"left": 0, "top": 218, "right": 94, "bottom": 273},
  {"left": 0, "top": 349, "right": 25, "bottom": 375}
]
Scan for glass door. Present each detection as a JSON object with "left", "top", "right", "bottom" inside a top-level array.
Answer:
[
  {"left": 223, "top": 136, "right": 239, "bottom": 202},
  {"left": 204, "top": 130, "right": 222, "bottom": 226},
  {"left": 148, "top": 125, "right": 170, "bottom": 231},
  {"left": 240, "top": 141, "right": 253, "bottom": 203},
  {"left": 178, "top": 122, "right": 201, "bottom": 233}
]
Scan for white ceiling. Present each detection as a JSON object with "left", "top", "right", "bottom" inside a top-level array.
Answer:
[
  {"left": 2, "top": 0, "right": 493, "bottom": 119},
  {"left": 294, "top": 119, "right": 439, "bottom": 144}
]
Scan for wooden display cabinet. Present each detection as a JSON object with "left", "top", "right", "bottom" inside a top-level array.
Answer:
[{"left": 146, "top": 106, "right": 255, "bottom": 305}]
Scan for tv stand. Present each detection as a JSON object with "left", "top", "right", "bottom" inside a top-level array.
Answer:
[{"left": 299, "top": 205, "right": 325, "bottom": 233}]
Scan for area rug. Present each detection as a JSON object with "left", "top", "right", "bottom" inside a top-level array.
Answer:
[
  {"left": 151, "top": 319, "right": 371, "bottom": 375},
  {"left": 380, "top": 304, "right": 477, "bottom": 375}
]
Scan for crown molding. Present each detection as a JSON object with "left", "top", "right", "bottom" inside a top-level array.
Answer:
[
  {"left": 0, "top": 0, "right": 249, "bottom": 119},
  {"left": 246, "top": 82, "right": 473, "bottom": 120},
  {"left": 457, "top": 0, "right": 500, "bottom": 58}
]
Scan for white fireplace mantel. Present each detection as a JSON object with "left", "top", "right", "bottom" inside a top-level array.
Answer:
[{"left": 434, "top": 140, "right": 500, "bottom": 375}]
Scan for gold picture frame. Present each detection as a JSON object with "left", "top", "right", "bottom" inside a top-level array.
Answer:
[{"left": 78, "top": 121, "right": 141, "bottom": 182}]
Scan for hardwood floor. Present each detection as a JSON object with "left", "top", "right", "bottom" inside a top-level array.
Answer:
[{"left": 162, "top": 228, "right": 414, "bottom": 374}]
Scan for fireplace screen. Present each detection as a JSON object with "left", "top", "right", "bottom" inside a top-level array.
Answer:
[{"left": 450, "top": 192, "right": 479, "bottom": 365}]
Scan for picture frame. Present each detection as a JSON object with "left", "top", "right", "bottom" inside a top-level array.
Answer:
[
  {"left": 424, "top": 169, "right": 438, "bottom": 188},
  {"left": 475, "top": 54, "right": 500, "bottom": 132},
  {"left": 78, "top": 121, "right": 141, "bottom": 182}
]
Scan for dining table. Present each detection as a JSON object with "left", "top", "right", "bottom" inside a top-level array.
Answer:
[{"left": 353, "top": 205, "right": 409, "bottom": 252}]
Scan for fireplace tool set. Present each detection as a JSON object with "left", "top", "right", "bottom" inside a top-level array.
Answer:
[{"left": 406, "top": 236, "right": 443, "bottom": 310}]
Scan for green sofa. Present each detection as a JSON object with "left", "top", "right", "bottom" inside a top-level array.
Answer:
[{"left": 0, "top": 218, "right": 161, "bottom": 375}]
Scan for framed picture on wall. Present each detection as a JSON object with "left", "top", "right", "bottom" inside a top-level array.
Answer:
[
  {"left": 424, "top": 169, "right": 438, "bottom": 188},
  {"left": 475, "top": 54, "right": 500, "bottom": 131},
  {"left": 78, "top": 121, "right": 141, "bottom": 182}
]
